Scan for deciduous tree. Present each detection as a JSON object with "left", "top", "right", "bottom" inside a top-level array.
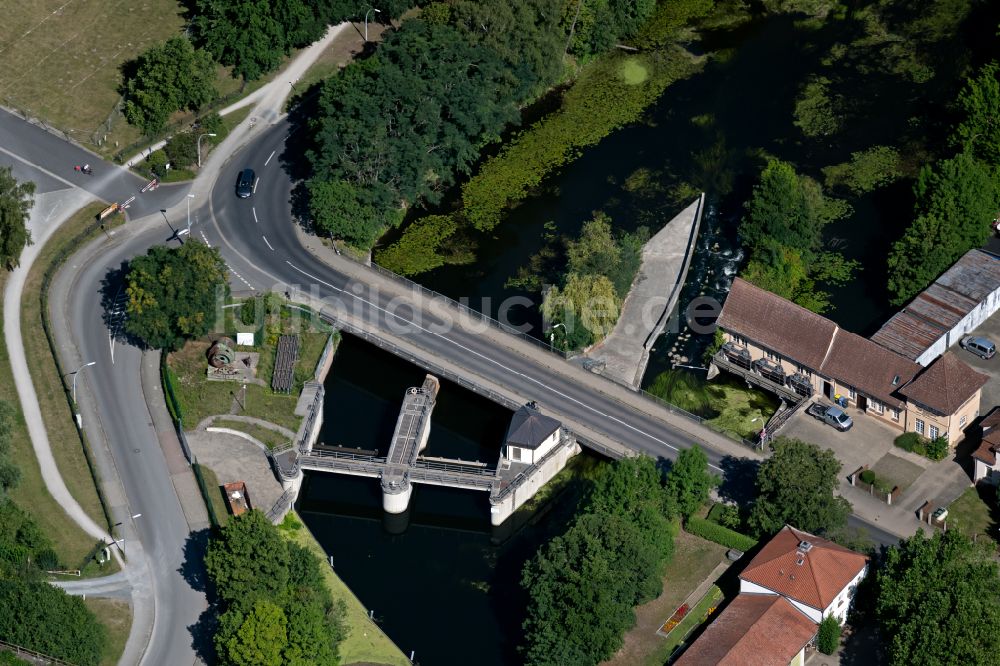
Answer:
[
  {"left": 541, "top": 273, "right": 620, "bottom": 347},
  {"left": 125, "top": 241, "right": 229, "bottom": 350},
  {"left": 877, "top": 529, "right": 1000, "bottom": 666},
  {"left": 0, "top": 166, "right": 34, "bottom": 270},
  {"left": 748, "top": 437, "right": 851, "bottom": 537},
  {"left": 954, "top": 62, "right": 1000, "bottom": 164},
  {"left": 216, "top": 599, "right": 288, "bottom": 666},
  {"left": 665, "top": 445, "right": 718, "bottom": 518},
  {"left": 122, "top": 37, "right": 216, "bottom": 135}
]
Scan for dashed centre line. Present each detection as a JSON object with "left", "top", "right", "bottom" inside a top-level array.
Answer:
[
  {"left": 252, "top": 207, "right": 258, "bottom": 224},
  {"left": 264, "top": 150, "right": 275, "bottom": 166},
  {"left": 262, "top": 236, "right": 274, "bottom": 251}
]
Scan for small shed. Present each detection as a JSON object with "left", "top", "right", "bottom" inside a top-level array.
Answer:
[
  {"left": 504, "top": 404, "right": 562, "bottom": 465},
  {"left": 223, "top": 481, "right": 253, "bottom": 516}
]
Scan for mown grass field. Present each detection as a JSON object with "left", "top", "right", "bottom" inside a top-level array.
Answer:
[
  {"left": 0, "top": 0, "right": 186, "bottom": 151},
  {"left": 84, "top": 597, "right": 132, "bottom": 666}
]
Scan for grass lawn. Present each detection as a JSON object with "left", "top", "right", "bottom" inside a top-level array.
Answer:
[
  {"left": 657, "top": 585, "right": 724, "bottom": 661},
  {"left": 0, "top": 0, "right": 186, "bottom": 154},
  {"left": 84, "top": 597, "right": 132, "bottom": 666},
  {"left": 21, "top": 204, "right": 112, "bottom": 535},
  {"left": 280, "top": 512, "right": 410, "bottom": 666},
  {"left": 871, "top": 453, "right": 925, "bottom": 493},
  {"left": 211, "top": 419, "right": 290, "bottom": 450},
  {"left": 704, "top": 379, "right": 778, "bottom": 440},
  {"left": 167, "top": 313, "right": 332, "bottom": 432},
  {"left": 948, "top": 485, "right": 998, "bottom": 543},
  {"left": 0, "top": 271, "right": 102, "bottom": 570},
  {"left": 604, "top": 529, "right": 727, "bottom": 666},
  {"left": 194, "top": 462, "right": 230, "bottom": 527}
]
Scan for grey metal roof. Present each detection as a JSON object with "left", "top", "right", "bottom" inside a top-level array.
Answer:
[
  {"left": 872, "top": 250, "right": 1000, "bottom": 360},
  {"left": 505, "top": 405, "right": 561, "bottom": 450}
]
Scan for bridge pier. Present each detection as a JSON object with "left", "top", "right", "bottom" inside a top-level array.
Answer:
[{"left": 380, "top": 375, "right": 439, "bottom": 514}]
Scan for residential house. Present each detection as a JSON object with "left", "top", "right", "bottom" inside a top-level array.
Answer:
[
  {"left": 738, "top": 525, "right": 868, "bottom": 624},
  {"left": 972, "top": 407, "right": 1000, "bottom": 484},
  {"left": 674, "top": 594, "right": 817, "bottom": 666},
  {"left": 872, "top": 249, "right": 1000, "bottom": 366},
  {"left": 677, "top": 526, "right": 869, "bottom": 666},
  {"left": 715, "top": 278, "right": 987, "bottom": 446}
]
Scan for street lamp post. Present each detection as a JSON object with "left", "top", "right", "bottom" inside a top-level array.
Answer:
[
  {"left": 70, "top": 361, "right": 96, "bottom": 404},
  {"left": 364, "top": 7, "right": 381, "bottom": 42},
  {"left": 549, "top": 322, "right": 566, "bottom": 352},
  {"left": 197, "top": 133, "right": 217, "bottom": 168},
  {"left": 112, "top": 513, "right": 142, "bottom": 557},
  {"left": 186, "top": 194, "right": 195, "bottom": 239}
]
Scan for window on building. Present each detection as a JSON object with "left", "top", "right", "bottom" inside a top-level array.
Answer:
[
  {"left": 916, "top": 420, "right": 925, "bottom": 435},
  {"left": 510, "top": 447, "right": 521, "bottom": 461},
  {"left": 892, "top": 409, "right": 900, "bottom": 422},
  {"left": 960, "top": 414, "right": 968, "bottom": 428},
  {"left": 930, "top": 426, "right": 939, "bottom": 440},
  {"left": 848, "top": 387, "right": 856, "bottom": 400},
  {"left": 872, "top": 401, "right": 884, "bottom": 414}
]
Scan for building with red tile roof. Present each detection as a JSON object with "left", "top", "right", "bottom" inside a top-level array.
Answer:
[
  {"left": 739, "top": 526, "right": 868, "bottom": 624},
  {"left": 675, "top": 594, "right": 817, "bottom": 666}
]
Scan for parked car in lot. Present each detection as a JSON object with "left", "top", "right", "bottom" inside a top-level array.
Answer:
[
  {"left": 235, "top": 168, "right": 255, "bottom": 198},
  {"left": 960, "top": 335, "right": 996, "bottom": 360},
  {"left": 806, "top": 403, "right": 854, "bottom": 431}
]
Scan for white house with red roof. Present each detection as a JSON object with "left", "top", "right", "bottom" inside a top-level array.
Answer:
[
  {"left": 678, "top": 526, "right": 869, "bottom": 666},
  {"left": 739, "top": 525, "right": 869, "bottom": 624}
]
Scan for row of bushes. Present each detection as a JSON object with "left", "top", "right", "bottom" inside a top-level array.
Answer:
[
  {"left": 894, "top": 432, "right": 948, "bottom": 461},
  {"left": 685, "top": 516, "right": 758, "bottom": 552}
]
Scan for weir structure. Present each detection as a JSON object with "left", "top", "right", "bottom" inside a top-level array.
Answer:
[{"left": 272, "top": 374, "right": 580, "bottom": 526}]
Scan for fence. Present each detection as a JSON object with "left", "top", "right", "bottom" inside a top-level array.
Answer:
[
  {"left": 0, "top": 638, "right": 74, "bottom": 665},
  {"left": 191, "top": 458, "right": 220, "bottom": 528}
]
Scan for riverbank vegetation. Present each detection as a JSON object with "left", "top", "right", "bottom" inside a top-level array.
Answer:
[
  {"left": 646, "top": 370, "right": 778, "bottom": 439},
  {"left": 205, "top": 510, "right": 347, "bottom": 665},
  {"left": 521, "top": 452, "right": 717, "bottom": 665}
]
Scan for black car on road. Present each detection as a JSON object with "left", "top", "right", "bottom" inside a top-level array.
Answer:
[{"left": 236, "top": 168, "right": 255, "bottom": 198}]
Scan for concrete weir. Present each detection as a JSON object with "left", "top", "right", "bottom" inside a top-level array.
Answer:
[
  {"left": 276, "top": 374, "right": 580, "bottom": 526},
  {"left": 381, "top": 375, "right": 439, "bottom": 513},
  {"left": 582, "top": 193, "right": 705, "bottom": 387}
]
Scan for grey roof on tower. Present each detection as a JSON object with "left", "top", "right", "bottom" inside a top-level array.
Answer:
[{"left": 505, "top": 405, "right": 561, "bottom": 450}]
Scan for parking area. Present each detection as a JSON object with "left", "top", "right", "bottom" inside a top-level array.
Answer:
[{"left": 955, "top": 313, "right": 1000, "bottom": 412}]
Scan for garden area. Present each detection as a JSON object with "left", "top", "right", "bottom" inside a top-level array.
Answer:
[
  {"left": 646, "top": 370, "right": 779, "bottom": 440},
  {"left": 894, "top": 432, "right": 949, "bottom": 461},
  {"left": 164, "top": 298, "right": 335, "bottom": 433}
]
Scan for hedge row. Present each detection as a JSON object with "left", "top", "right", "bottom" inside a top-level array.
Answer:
[{"left": 685, "top": 516, "right": 758, "bottom": 552}]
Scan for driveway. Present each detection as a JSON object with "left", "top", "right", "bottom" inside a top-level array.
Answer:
[{"left": 954, "top": 313, "right": 1000, "bottom": 414}]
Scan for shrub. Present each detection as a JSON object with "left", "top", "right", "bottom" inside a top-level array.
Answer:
[
  {"left": 895, "top": 432, "right": 923, "bottom": 453},
  {"left": 240, "top": 298, "right": 257, "bottom": 326},
  {"left": 927, "top": 436, "right": 949, "bottom": 461},
  {"left": 708, "top": 502, "right": 742, "bottom": 530},
  {"left": 164, "top": 132, "right": 199, "bottom": 168},
  {"left": 817, "top": 615, "right": 841, "bottom": 655},
  {"left": 146, "top": 149, "right": 169, "bottom": 178},
  {"left": 685, "top": 516, "right": 757, "bottom": 551},
  {"left": 859, "top": 469, "right": 875, "bottom": 485}
]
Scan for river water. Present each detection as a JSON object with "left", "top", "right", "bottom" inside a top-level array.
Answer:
[{"left": 298, "top": 10, "right": 985, "bottom": 664}]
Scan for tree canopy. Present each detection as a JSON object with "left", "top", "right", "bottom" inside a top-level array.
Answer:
[
  {"left": 521, "top": 456, "right": 675, "bottom": 665},
  {"left": 122, "top": 37, "right": 216, "bottom": 135},
  {"left": 739, "top": 159, "right": 855, "bottom": 313},
  {"left": 125, "top": 241, "right": 229, "bottom": 350},
  {"left": 954, "top": 62, "right": 1000, "bottom": 165},
  {"left": 664, "top": 445, "right": 718, "bottom": 518},
  {"left": 877, "top": 529, "right": 1000, "bottom": 666},
  {"left": 748, "top": 437, "right": 851, "bottom": 537},
  {"left": 0, "top": 166, "right": 34, "bottom": 271},
  {"left": 887, "top": 151, "right": 1000, "bottom": 305},
  {"left": 205, "top": 511, "right": 345, "bottom": 666}
]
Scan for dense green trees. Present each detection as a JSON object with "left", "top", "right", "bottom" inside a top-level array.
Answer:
[
  {"left": 307, "top": 18, "right": 524, "bottom": 245},
  {"left": 748, "top": 437, "right": 851, "bottom": 537},
  {"left": 374, "top": 214, "right": 465, "bottom": 275},
  {"left": 521, "top": 456, "right": 676, "bottom": 666},
  {"left": 191, "top": 0, "right": 327, "bottom": 81},
  {"left": 125, "top": 241, "right": 229, "bottom": 350},
  {"left": 563, "top": 0, "right": 657, "bottom": 57},
  {"left": 0, "top": 578, "right": 106, "bottom": 665},
  {"left": 664, "top": 445, "right": 718, "bottom": 518},
  {"left": 0, "top": 167, "right": 34, "bottom": 271},
  {"left": 206, "top": 511, "right": 345, "bottom": 666},
  {"left": 954, "top": 62, "right": 1000, "bottom": 164},
  {"left": 876, "top": 529, "right": 1000, "bottom": 665},
  {"left": 887, "top": 151, "right": 1000, "bottom": 305},
  {"left": 822, "top": 146, "right": 901, "bottom": 195},
  {"left": 122, "top": 37, "right": 217, "bottom": 135},
  {"left": 739, "top": 159, "right": 855, "bottom": 313}
]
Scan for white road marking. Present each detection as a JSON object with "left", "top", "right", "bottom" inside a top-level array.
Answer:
[
  {"left": 264, "top": 150, "right": 275, "bottom": 166},
  {"left": 230, "top": 269, "right": 255, "bottom": 291},
  {"left": 200, "top": 230, "right": 211, "bottom": 246},
  {"left": 262, "top": 236, "right": 274, "bottom": 251},
  {"left": 253, "top": 177, "right": 259, "bottom": 194},
  {"left": 283, "top": 261, "right": 718, "bottom": 472},
  {"left": 252, "top": 207, "right": 258, "bottom": 224},
  {"left": 0, "top": 145, "right": 77, "bottom": 188}
]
